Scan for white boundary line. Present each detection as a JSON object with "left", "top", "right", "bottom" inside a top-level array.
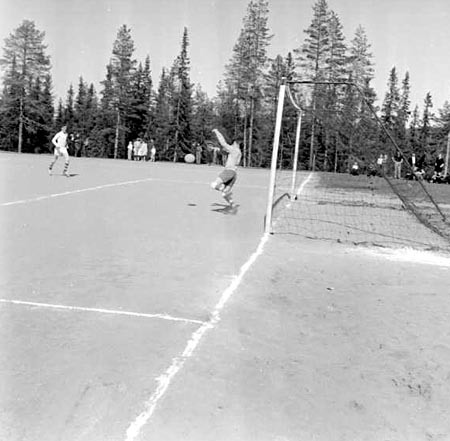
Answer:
[
  {"left": 0, "top": 299, "right": 204, "bottom": 325},
  {"left": 0, "top": 177, "right": 267, "bottom": 207},
  {"left": 125, "top": 233, "right": 270, "bottom": 441},
  {"left": 0, "top": 177, "right": 156, "bottom": 207},
  {"left": 272, "top": 172, "right": 313, "bottom": 229}
]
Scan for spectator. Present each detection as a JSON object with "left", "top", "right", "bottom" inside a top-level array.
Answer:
[
  {"left": 74, "top": 133, "right": 82, "bottom": 157},
  {"left": 133, "top": 138, "right": 141, "bottom": 161},
  {"left": 432, "top": 153, "right": 445, "bottom": 183},
  {"left": 350, "top": 161, "right": 359, "bottom": 176},
  {"left": 195, "top": 142, "right": 202, "bottom": 164},
  {"left": 376, "top": 154, "right": 384, "bottom": 175},
  {"left": 415, "top": 154, "right": 426, "bottom": 180},
  {"left": 127, "top": 141, "right": 133, "bottom": 160},
  {"left": 392, "top": 152, "right": 403, "bottom": 179},
  {"left": 149, "top": 139, "right": 156, "bottom": 162},
  {"left": 138, "top": 139, "right": 148, "bottom": 161}
]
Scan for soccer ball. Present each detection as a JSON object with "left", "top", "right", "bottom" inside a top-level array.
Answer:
[{"left": 184, "top": 153, "right": 195, "bottom": 163}]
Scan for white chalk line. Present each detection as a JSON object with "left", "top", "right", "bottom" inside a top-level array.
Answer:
[
  {"left": 1, "top": 177, "right": 267, "bottom": 207},
  {"left": 125, "top": 233, "right": 270, "bottom": 441},
  {"left": 0, "top": 299, "right": 204, "bottom": 325},
  {"left": 0, "top": 177, "right": 156, "bottom": 207},
  {"left": 272, "top": 172, "right": 313, "bottom": 229}
]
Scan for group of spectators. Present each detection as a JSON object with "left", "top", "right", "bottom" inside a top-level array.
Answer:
[
  {"left": 350, "top": 151, "right": 449, "bottom": 184},
  {"left": 127, "top": 138, "right": 156, "bottom": 162}
]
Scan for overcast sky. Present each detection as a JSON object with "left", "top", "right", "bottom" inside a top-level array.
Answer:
[{"left": 1, "top": 0, "right": 449, "bottom": 112}]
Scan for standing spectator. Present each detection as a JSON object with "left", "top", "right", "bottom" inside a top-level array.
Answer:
[
  {"left": 133, "top": 138, "right": 141, "bottom": 161},
  {"left": 73, "top": 133, "right": 82, "bottom": 157},
  {"left": 127, "top": 141, "right": 133, "bottom": 160},
  {"left": 376, "top": 154, "right": 384, "bottom": 175},
  {"left": 392, "top": 151, "right": 403, "bottom": 179},
  {"left": 138, "top": 139, "right": 148, "bottom": 161},
  {"left": 149, "top": 139, "right": 156, "bottom": 162},
  {"left": 83, "top": 138, "right": 89, "bottom": 156},
  {"left": 195, "top": 142, "right": 202, "bottom": 164},
  {"left": 48, "top": 125, "right": 70, "bottom": 177}
]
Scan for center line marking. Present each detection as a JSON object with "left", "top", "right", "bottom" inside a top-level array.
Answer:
[{"left": 0, "top": 299, "right": 204, "bottom": 325}]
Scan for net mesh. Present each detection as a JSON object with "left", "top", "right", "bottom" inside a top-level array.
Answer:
[{"left": 270, "top": 82, "right": 450, "bottom": 253}]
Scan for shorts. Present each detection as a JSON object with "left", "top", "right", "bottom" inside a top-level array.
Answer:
[
  {"left": 54, "top": 147, "right": 69, "bottom": 160},
  {"left": 218, "top": 169, "right": 237, "bottom": 187}
]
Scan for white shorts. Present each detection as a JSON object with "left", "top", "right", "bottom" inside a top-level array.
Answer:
[{"left": 54, "top": 147, "right": 69, "bottom": 160}]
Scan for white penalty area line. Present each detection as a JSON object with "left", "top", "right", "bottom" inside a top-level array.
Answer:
[
  {"left": 0, "top": 177, "right": 156, "bottom": 207},
  {"left": 125, "top": 232, "right": 270, "bottom": 441},
  {"left": 0, "top": 299, "right": 204, "bottom": 325}
]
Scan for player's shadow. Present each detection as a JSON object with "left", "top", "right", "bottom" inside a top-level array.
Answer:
[
  {"left": 211, "top": 203, "right": 239, "bottom": 215},
  {"left": 52, "top": 173, "right": 79, "bottom": 177}
]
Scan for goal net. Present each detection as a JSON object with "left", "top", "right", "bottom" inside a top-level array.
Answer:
[{"left": 265, "top": 81, "right": 450, "bottom": 253}]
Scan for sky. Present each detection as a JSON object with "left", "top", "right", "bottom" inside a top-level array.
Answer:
[{"left": 1, "top": 0, "right": 449, "bottom": 112}]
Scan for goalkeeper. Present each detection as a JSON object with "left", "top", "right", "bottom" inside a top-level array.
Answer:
[{"left": 210, "top": 128, "right": 242, "bottom": 207}]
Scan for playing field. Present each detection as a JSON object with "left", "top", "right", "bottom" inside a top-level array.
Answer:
[{"left": 1, "top": 152, "right": 450, "bottom": 441}]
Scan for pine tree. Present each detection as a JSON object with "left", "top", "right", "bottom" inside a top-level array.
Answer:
[
  {"left": 0, "top": 20, "right": 51, "bottom": 152},
  {"left": 380, "top": 67, "right": 401, "bottom": 152},
  {"left": 419, "top": 92, "right": 434, "bottom": 159},
  {"left": 224, "top": 0, "right": 272, "bottom": 166},
  {"left": 154, "top": 68, "right": 176, "bottom": 161},
  {"left": 295, "top": 0, "right": 331, "bottom": 169},
  {"left": 0, "top": 55, "right": 21, "bottom": 150},
  {"left": 110, "top": 25, "right": 137, "bottom": 158},
  {"left": 408, "top": 105, "right": 420, "bottom": 154},
  {"left": 127, "top": 57, "right": 153, "bottom": 141},
  {"left": 191, "top": 85, "right": 215, "bottom": 146},
  {"left": 348, "top": 25, "right": 374, "bottom": 89},
  {"left": 171, "top": 27, "right": 193, "bottom": 161},
  {"left": 64, "top": 84, "right": 75, "bottom": 128},
  {"left": 397, "top": 72, "right": 411, "bottom": 150}
]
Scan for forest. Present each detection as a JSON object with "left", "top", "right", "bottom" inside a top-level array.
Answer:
[{"left": 1, "top": 0, "right": 449, "bottom": 173}]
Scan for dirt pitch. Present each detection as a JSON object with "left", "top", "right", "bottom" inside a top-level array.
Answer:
[{"left": 1, "top": 152, "right": 449, "bottom": 441}]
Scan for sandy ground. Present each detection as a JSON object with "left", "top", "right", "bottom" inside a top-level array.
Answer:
[
  {"left": 142, "top": 237, "right": 450, "bottom": 441},
  {"left": 1, "top": 153, "right": 450, "bottom": 441}
]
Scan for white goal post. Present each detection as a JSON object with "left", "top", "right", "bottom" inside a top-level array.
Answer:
[{"left": 264, "top": 79, "right": 303, "bottom": 234}]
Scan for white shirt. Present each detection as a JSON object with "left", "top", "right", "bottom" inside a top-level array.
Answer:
[{"left": 52, "top": 131, "right": 68, "bottom": 149}]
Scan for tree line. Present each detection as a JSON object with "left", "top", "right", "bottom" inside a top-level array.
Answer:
[{"left": 1, "top": 0, "right": 449, "bottom": 172}]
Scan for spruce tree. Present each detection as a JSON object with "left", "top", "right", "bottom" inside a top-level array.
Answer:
[
  {"left": 171, "top": 27, "right": 193, "bottom": 161},
  {"left": 397, "top": 72, "right": 411, "bottom": 150},
  {"left": 0, "top": 20, "right": 51, "bottom": 152},
  {"left": 419, "top": 92, "right": 434, "bottom": 160},
  {"left": 224, "top": 0, "right": 272, "bottom": 166},
  {"left": 109, "top": 25, "right": 137, "bottom": 158},
  {"left": 380, "top": 67, "right": 401, "bottom": 152},
  {"left": 295, "top": 0, "right": 331, "bottom": 169}
]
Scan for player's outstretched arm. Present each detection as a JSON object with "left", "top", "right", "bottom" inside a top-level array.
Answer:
[{"left": 212, "top": 129, "right": 231, "bottom": 152}]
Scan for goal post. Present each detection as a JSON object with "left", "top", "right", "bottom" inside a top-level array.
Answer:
[{"left": 264, "top": 80, "right": 286, "bottom": 234}]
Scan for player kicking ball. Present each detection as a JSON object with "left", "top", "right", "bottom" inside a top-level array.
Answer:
[
  {"left": 210, "top": 128, "right": 242, "bottom": 207},
  {"left": 48, "top": 125, "right": 70, "bottom": 177}
]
